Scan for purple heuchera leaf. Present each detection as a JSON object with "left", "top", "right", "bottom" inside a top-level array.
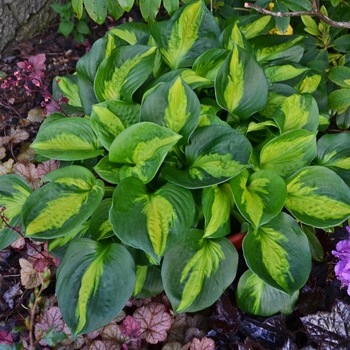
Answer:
[
  {"left": 332, "top": 226, "right": 350, "bottom": 295},
  {"left": 120, "top": 315, "right": 141, "bottom": 338}
]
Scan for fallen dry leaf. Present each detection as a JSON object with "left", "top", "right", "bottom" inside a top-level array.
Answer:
[
  {"left": 8, "top": 127, "right": 30, "bottom": 144},
  {"left": 3, "top": 283, "right": 22, "bottom": 308},
  {"left": 19, "top": 258, "right": 45, "bottom": 289},
  {"left": 133, "top": 302, "right": 172, "bottom": 344},
  {"left": 27, "top": 108, "right": 45, "bottom": 123},
  {"left": 0, "top": 158, "right": 14, "bottom": 175},
  {"left": 0, "top": 146, "right": 6, "bottom": 160},
  {"left": 10, "top": 236, "right": 25, "bottom": 249}
]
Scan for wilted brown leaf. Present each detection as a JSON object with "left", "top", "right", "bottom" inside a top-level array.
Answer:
[
  {"left": 133, "top": 302, "right": 172, "bottom": 344},
  {"left": 19, "top": 258, "right": 47, "bottom": 289},
  {"left": 189, "top": 337, "right": 215, "bottom": 350},
  {"left": 27, "top": 108, "right": 45, "bottom": 123},
  {"left": 10, "top": 236, "right": 25, "bottom": 249},
  {"left": 13, "top": 161, "right": 40, "bottom": 189},
  {"left": 0, "top": 146, "right": 6, "bottom": 160},
  {"left": 0, "top": 158, "right": 14, "bottom": 175},
  {"left": 8, "top": 127, "right": 30, "bottom": 143}
]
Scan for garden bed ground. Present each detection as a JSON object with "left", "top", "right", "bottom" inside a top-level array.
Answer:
[{"left": 1, "top": 13, "right": 350, "bottom": 350}]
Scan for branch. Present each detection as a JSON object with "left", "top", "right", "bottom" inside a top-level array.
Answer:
[{"left": 244, "top": 1, "right": 350, "bottom": 29}]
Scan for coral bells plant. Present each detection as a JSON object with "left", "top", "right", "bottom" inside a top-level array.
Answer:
[
  {"left": 2, "top": 0, "right": 350, "bottom": 339},
  {"left": 332, "top": 226, "right": 350, "bottom": 295}
]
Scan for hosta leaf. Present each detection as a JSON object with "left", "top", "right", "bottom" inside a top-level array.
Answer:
[
  {"left": 285, "top": 166, "right": 350, "bottom": 228},
  {"left": 162, "top": 230, "right": 238, "bottom": 312},
  {"left": 90, "top": 100, "right": 140, "bottom": 150},
  {"left": 94, "top": 45, "right": 157, "bottom": 103},
  {"left": 93, "top": 156, "right": 120, "bottom": 184},
  {"left": 109, "top": 22, "right": 149, "bottom": 45},
  {"left": 150, "top": 0, "right": 220, "bottom": 69},
  {"left": 72, "top": 0, "right": 83, "bottom": 19},
  {"left": 76, "top": 32, "right": 127, "bottom": 114},
  {"left": 264, "top": 64, "right": 309, "bottom": 83},
  {"left": 56, "top": 239, "right": 135, "bottom": 336},
  {"left": 219, "top": 22, "right": 252, "bottom": 52},
  {"left": 162, "top": 125, "right": 252, "bottom": 189},
  {"left": 243, "top": 212, "right": 311, "bottom": 294},
  {"left": 250, "top": 35, "right": 304, "bottom": 65},
  {"left": 202, "top": 183, "right": 234, "bottom": 239},
  {"left": 215, "top": 44, "right": 268, "bottom": 120},
  {"left": 314, "top": 133, "right": 350, "bottom": 186},
  {"left": 236, "top": 269, "right": 299, "bottom": 316},
  {"left": 141, "top": 77, "right": 200, "bottom": 144},
  {"left": 0, "top": 175, "right": 32, "bottom": 250},
  {"left": 236, "top": 15, "right": 275, "bottom": 39},
  {"left": 22, "top": 166, "right": 105, "bottom": 239},
  {"left": 110, "top": 177, "right": 195, "bottom": 262},
  {"left": 192, "top": 49, "right": 230, "bottom": 82},
  {"left": 31, "top": 117, "right": 104, "bottom": 161},
  {"left": 271, "top": 93, "right": 319, "bottom": 133},
  {"left": 89, "top": 198, "right": 114, "bottom": 241},
  {"left": 133, "top": 265, "right": 163, "bottom": 298},
  {"left": 109, "top": 122, "right": 182, "bottom": 184},
  {"left": 56, "top": 75, "right": 82, "bottom": 107},
  {"left": 259, "top": 129, "right": 317, "bottom": 178},
  {"left": 230, "top": 169, "right": 287, "bottom": 228}
]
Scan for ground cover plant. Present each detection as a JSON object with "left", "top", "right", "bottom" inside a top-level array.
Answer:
[{"left": 2, "top": 0, "right": 350, "bottom": 347}]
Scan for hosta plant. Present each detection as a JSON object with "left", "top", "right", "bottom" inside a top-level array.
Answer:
[{"left": 2, "top": 0, "right": 350, "bottom": 337}]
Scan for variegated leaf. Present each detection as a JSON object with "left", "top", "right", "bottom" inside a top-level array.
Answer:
[
  {"left": 230, "top": 169, "right": 287, "bottom": 228},
  {"left": 22, "top": 166, "right": 105, "bottom": 239},
  {"left": 161, "top": 125, "right": 252, "bottom": 189},
  {"left": 250, "top": 35, "right": 305, "bottom": 65},
  {"left": 56, "top": 239, "right": 135, "bottom": 336},
  {"left": 30, "top": 117, "right": 104, "bottom": 161},
  {"left": 259, "top": 129, "right": 317, "bottom": 178},
  {"left": 89, "top": 198, "right": 114, "bottom": 241},
  {"left": 271, "top": 93, "right": 319, "bottom": 133},
  {"left": 94, "top": 45, "right": 157, "bottom": 103},
  {"left": 109, "top": 122, "right": 182, "bottom": 184},
  {"left": 314, "top": 133, "right": 350, "bottom": 186},
  {"left": 56, "top": 75, "right": 82, "bottom": 107},
  {"left": 110, "top": 177, "right": 195, "bottom": 262},
  {"left": 150, "top": 0, "right": 220, "bottom": 69},
  {"left": 109, "top": 22, "right": 149, "bottom": 45},
  {"left": 162, "top": 229, "right": 238, "bottom": 312},
  {"left": 215, "top": 44, "right": 268, "bottom": 120},
  {"left": 141, "top": 76, "right": 200, "bottom": 144},
  {"left": 133, "top": 265, "right": 163, "bottom": 298},
  {"left": 236, "top": 269, "right": 299, "bottom": 316},
  {"left": 236, "top": 15, "right": 275, "bottom": 39},
  {"left": 264, "top": 64, "right": 309, "bottom": 83},
  {"left": 93, "top": 156, "right": 120, "bottom": 184},
  {"left": 90, "top": 100, "right": 140, "bottom": 150},
  {"left": 219, "top": 22, "right": 252, "bottom": 51},
  {"left": 285, "top": 166, "right": 350, "bottom": 228},
  {"left": 0, "top": 175, "right": 32, "bottom": 250},
  {"left": 202, "top": 183, "right": 234, "bottom": 239},
  {"left": 243, "top": 212, "right": 311, "bottom": 294}
]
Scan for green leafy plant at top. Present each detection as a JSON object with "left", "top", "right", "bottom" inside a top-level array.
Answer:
[
  {"left": 2, "top": 0, "right": 350, "bottom": 338},
  {"left": 52, "top": 2, "right": 91, "bottom": 43}
]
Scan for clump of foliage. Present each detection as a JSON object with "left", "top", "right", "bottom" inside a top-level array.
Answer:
[
  {"left": 2, "top": 0, "right": 350, "bottom": 340},
  {"left": 51, "top": 2, "right": 91, "bottom": 43}
]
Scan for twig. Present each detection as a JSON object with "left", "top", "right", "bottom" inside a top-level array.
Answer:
[{"left": 244, "top": 1, "right": 350, "bottom": 29}]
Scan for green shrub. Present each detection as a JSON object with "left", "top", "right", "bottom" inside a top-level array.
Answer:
[{"left": 2, "top": 0, "right": 350, "bottom": 338}]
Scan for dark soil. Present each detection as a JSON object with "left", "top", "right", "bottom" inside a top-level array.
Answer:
[{"left": 1, "top": 13, "right": 350, "bottom": 350}]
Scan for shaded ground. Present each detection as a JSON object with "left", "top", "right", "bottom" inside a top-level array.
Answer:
[{"left": 1, "top": 13, "right": 350, "bottom": 350}]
